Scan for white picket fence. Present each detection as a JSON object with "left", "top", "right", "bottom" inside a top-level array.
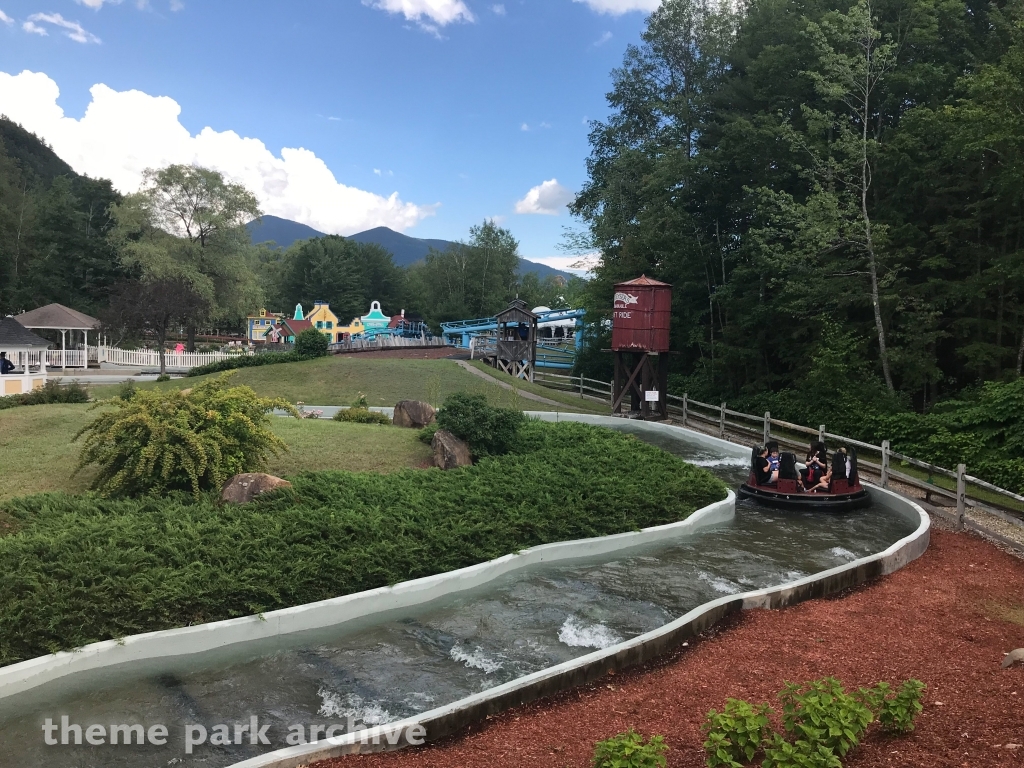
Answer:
[{"left": 101, "top": 347, "right": 253, "bottom": 369}]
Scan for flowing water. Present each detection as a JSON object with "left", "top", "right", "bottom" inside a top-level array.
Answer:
[{"left": 0, "top": 424, "right": 918, "bottom": 768}]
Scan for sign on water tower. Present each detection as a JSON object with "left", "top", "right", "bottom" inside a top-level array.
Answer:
[{"left": 611, "top": 275, "right": 672, "bottom": 352}]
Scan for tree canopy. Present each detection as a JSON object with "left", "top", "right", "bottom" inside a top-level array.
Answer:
[{"left": 573, "top": 0, "right": 1024, "bottom": 410}]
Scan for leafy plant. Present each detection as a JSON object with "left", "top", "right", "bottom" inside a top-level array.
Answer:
[
  {"left": 778, "top": 678, "right": 872, "bottom": 759},
  {"left": 155, "top": 373, "right": 171, "bottom": 383},
  {"left": 761, "top": 733, "right": 841, "bottom": 768},
  {"left": 418, "top": 423, "right": 439, "bottom": 444},
  {"left": 868, "top": 680, "right": 925, "bottom": 734},
  {"left": 333, "top": 408, "right": 391, "bottom": 425},
  {"left": 352, "top": 391, "right": 369, "bottom": 408},
  {"left": 294, "top": 327, "right": 330, "bottom": 358},
  {"left": 436, "top": 392, "right": 526, "bottom": 458},
  {"left": 592, "top": 729, "right": 668, "bottom": 768},
  {"left": 703, "top": 699, "right": 773, "bottom": 766},
  {"left": 75, "top": 373, "right": 297, "bottom": 498}
]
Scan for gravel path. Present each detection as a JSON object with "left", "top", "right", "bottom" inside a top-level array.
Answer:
[{"left": 314, "top": 528, "right": 1024, "bottom": 768}]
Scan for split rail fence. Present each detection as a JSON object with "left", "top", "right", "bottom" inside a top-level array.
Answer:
[{"left": 533, "top": 371, "right": 1024, "bottom": 536}]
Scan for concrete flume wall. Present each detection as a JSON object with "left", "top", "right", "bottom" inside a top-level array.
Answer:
[{"left": 228, "top": 481, "right": 928, "bottom": 768}]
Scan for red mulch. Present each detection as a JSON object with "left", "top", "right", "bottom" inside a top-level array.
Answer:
[
  {"left": 331, "top": 348, "right": 458, "bottom": 360},
  {"left": 315, "top": 529, "right": 1024, "bottom": 768}
]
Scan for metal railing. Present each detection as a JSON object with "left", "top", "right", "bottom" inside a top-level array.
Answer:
[{"left": 527, "top": 375, "right": 1024, "bottom": 531}]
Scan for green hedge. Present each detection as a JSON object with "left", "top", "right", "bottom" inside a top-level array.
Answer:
[
  {"left": 0, "top": 421, "right": 726, "bottom": 666},
  {"left": 0, "top": 379, "right": 89, "bottom": 410},
  {"left": 186, "top": 352, "right": 304, "bottom": 377}
]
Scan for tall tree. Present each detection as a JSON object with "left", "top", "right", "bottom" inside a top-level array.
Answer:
[{"left": 109, "top": 165, "right": 263, "bottom": 349}]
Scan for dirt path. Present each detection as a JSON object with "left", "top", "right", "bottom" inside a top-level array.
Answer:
[
  {"left": 316, "top": 528, "right": 1024, "bottom": 768},
  {"left": 453, "top": 360, "right": 569, "bottom": 407}
]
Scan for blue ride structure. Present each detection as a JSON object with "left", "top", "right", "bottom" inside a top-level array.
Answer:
[{"left": 441, "top": 307, "right": 586, "bottom": 369}]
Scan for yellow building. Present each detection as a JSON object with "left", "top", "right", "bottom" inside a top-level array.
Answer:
[
  {"left": 305, "top": 301, "right": 340, "bottom": 342},
  {"left": 336, "top": 316, "right": 365, "bottom": 339}
]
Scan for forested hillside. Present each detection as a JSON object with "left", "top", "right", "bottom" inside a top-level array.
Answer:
[
  {"left": 0, "top": 118, "right": 129, "bottom": 316},
  {"left": 574, "top": 0, "right": 1024, "bottom": 413}
]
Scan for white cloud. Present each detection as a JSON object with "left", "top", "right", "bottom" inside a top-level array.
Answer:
[
  {"left": 365, "top": 0, "right": 474, "bottom": 32},
  {"left": 0, "top": 9, "right": 13, "bottom": 25},
  {"left": 515, "top": 179, "right": 574, "bottom": 216},
  {"left": 526, "top": 253, "right": 601, "bottom": 277},
  {"left": 491, "top": 4, "right": 506, "bottom": 15},
  {"left": 25, "top": 13, "right": 101, "bottom": 43},
  {"left": 573, "top": 0, "right": 660, "bottom": 14},
  {"left": 0, "top": 70, "right": 436, "bottom": 235},
  {"left": 520, "top": 123, "right": 530, "bottom": 131},
  {"left": 593, "top": 31, "right": 613, "bottom": 46},
  {"left": 76, "top": 0, "right": 113, "bottom": 8}
]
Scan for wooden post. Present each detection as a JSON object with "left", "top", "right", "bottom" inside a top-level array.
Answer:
[
  {"left": 818, "top": 424, "right": 826, "bottom": 444},
  {"left": 579, "top": 375, "right": 584, "bottom": 398},
  {"left": 763, "top": 411, "right": 771, "bottom": 446},
  {"left": 881, "top": 440, "right": 890, "bottom": 489},
  {"left": 682, "top": 394, "right": 688, "bottom": 427},
  {"left": 719, "top": 402, "right": 726, "bottom": 439},
  {"left": 956, "top": 464, "right": 967, "bottom": 531}
]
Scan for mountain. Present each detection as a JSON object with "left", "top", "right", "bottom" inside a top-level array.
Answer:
[
  {"left": 246, "top": 215, "right": 325, "bottom": 249},
  {"left": 247, "top": 215, "right": 573, "bottom": 281}
]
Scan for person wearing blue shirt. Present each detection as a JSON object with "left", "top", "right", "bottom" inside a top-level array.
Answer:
[{"left": 0, "top": 352, "right": 15, "bottom": 375}]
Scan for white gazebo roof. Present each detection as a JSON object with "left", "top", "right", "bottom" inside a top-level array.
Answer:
[{"left": 16, "top": 303, "right": 100, "bottom": 332}]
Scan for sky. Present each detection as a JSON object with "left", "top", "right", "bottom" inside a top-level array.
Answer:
[{"left": 0, "top": 1, "right": 659, "bottom": 272}]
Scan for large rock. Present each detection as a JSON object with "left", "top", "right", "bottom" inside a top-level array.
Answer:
[
  {"left": 431, "top": 429, "right": 472, "bottom": 470},
  {"left": 1001, "top": 648, "right": 1024, "bottom": 669},
  {"left": 393, "top": 400, "right": 436, "bottom": 428},
  {"left": 221, "top": 473, "right": 292, "bottom": 504}
]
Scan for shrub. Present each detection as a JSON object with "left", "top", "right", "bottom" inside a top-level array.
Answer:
[
  {"left": 436, "top": 392, "right": 526, "bottom": 458},
  {"left": 333, "top": 408, "right": 392, "bottom": 425},
  {"left": 864, "top": 680, "right": 926, "bottom": 735},
  {"left": 187, "top": 352, "right": 303, "bottom": 377},
  {"left": 0, "top": 420, "right": 727, "bottom": 666},
  {"left": 703, "top": 699, "right": 773, "bottom": 767},
  {"left": 703, "top": 678, "right": 925, "bottom": 768},
  {"left": 592, "top": 729, "right": 668, "bottom": 768},
  {"left": 155, "top": 373, "right": 171, "bottom": 383},
  {"left": 418, "top": 423, "right": 439, "bottom": 444},
  {"left": 75, "top": 374, "right": 297, "bottom": 498},
  {"left": 778, "top": 678, "right": 872, "bottom": 759},
  {"left": 0, "top": 379, "right": 90, "bottom": 410},
  {"left": 294, "top": 327, "right": 330, "bottom": 358}
]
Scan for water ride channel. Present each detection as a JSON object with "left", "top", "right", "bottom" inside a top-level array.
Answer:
[{"left": 0, "top": 415, "right": 929, "bottom": 768}]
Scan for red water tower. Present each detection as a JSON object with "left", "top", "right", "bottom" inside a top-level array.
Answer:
[
  {"left": 610, "top": 275, "right": 672, "bottom": 419},
  {"left": 612, "top": 275, "right": 672, "bottom": 352}
]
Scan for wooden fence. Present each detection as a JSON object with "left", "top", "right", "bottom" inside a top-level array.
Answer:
[{"left": 530, "top": 373, "right": 1024, "bottom": 532}]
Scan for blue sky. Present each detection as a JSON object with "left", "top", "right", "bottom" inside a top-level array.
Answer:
[{"left": 0, "top": 1, "right": 657, "bottom": 269}]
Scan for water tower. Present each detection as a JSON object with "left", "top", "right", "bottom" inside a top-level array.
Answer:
[{"left": 611, "top": 275, "right": 671, "bottom": 419}]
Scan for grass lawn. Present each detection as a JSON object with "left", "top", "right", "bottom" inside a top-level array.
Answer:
[
  {"left": 0, "top": 404, "right": 431, "bottom": 502},
  {"left": 88, "top": 357, "right": 598, "bottom": 412}
]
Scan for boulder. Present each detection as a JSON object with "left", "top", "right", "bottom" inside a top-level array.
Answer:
[
  {"left": 393, "top": 400, "right": 437, "bottom": 428},
  {"left": 221, "top": 473, "right": 292, "bottom": 504},
  {"left": 1001, "top": 648, "right": 1024, "bottom": 669},
  {"left": 431, "top": 429, "right": 472, "bottom": 470}
]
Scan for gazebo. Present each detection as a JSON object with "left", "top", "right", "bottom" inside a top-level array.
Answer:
[
  {"left": 0, "top": 317, "right": 50, "bottom": 395},
  {"left": 15, "top": 303, "right": 101, "bottom": 369}
]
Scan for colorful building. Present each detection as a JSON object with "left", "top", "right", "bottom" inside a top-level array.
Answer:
[
  {"left": 246, "top": 309, "right": 281, "bottom": 344},
  {"left": 279, "top": 318, "right": 312, "bottom": 343},
  {"left": 305, "top": 301, "right": 340, "bottom": 342},
  {"left": 361, "top": 301, "right": 391, "bottom": 332}
]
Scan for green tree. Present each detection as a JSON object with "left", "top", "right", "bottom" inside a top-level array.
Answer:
[{"left": 109, "top": 165, "right": 263, "bottom": 349}]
